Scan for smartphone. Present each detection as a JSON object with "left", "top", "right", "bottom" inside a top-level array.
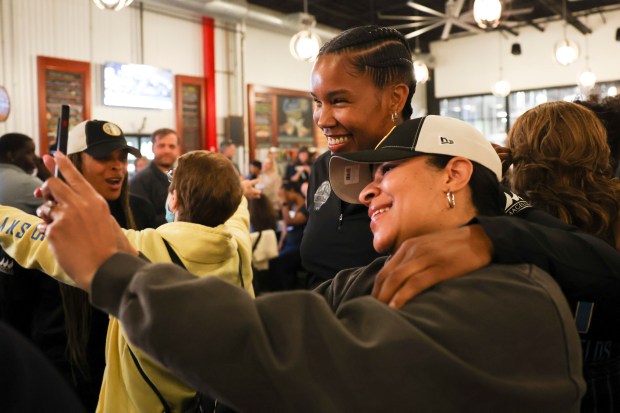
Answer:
[{"left": 54, "top": 104, "right": 70, "bottom": 178}]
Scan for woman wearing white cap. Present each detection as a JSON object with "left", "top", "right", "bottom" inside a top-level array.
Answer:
[
  {"left": 304, "top": 25, "right": 619, "bottom": 319},
  {"left": 40, "top": 115, "right": 585, "bottom": 412}
]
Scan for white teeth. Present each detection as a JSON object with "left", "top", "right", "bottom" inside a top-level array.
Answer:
[
  {"left": 371, "top": 207, "right": 390, "bottom": 220},
  {"left": 327, "top": 136, "right": 351, "bottom": 145}
]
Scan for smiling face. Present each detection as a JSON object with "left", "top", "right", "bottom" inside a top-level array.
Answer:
[
  {"left": 359, "top": 157, "right": 450, "bottom": 254},
  {"left": 311, "top": 54, "right": 398, "bottom": 154},
  {"left": 80, "top": 149, "right": 128, "bottom": 201}
]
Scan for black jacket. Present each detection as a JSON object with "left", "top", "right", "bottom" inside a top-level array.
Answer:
[
  {"left": 301, "top": 151, "right": 382, "bottom": 286},
  {"left": 130, "top": 162, "right": 169, "bottom": 226},
  {"left": 0, "top": 321, "right": 85, "bottom": 412}
]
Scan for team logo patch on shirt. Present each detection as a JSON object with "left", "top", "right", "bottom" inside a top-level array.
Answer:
[
  {"left": 102, "top": 122, "right": 122, "bottom": 136},
  {"left": 314, "top": 181, "right": 331, "bottom": 211},
  {"left": 504, "top": 191, "right": 531, "bottom": 215}
]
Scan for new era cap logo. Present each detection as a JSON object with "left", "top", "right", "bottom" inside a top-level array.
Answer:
[{"left": 440, "top": 136, "right": 454, "bottom": 144}]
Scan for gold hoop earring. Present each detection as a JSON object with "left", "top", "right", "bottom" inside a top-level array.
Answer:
[
  {"left": 446, "top": 191, "right": 455, "bottom": 209},
  {"left": 391, "top": 112, "right": 398, "bottom": 123}
]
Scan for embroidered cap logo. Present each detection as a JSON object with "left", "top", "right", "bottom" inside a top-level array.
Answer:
[{"left": 102, "top": 122, "right": 122, "bottom": 137}]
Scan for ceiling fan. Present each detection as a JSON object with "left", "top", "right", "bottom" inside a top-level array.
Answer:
[{"left": 378, "top": 0, "right": 534, "bottom": 40}]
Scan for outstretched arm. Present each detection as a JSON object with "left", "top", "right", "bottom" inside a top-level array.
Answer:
[
  {"left": 39, "top": 153, "right": 583, "bottom": 411},
  {"left": 89, "top": 253, "right": 582, "bottom": 412},
  {"left": 476, "top": 214, "right": 620, "bottom": 301},
  {"left": 373, "top": 214, "right": 620, "bottom": 308},
  {"left": 0, "top": 205, "right": 76, "bottom": 285}
]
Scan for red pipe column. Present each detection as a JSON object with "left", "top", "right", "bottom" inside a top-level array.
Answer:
[{"left": 202, "top": 17, "right": 217, "bottom": 151}]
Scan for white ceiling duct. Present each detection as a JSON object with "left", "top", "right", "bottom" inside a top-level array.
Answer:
[{"left": 138, "top": 0, "right": 338, "bottom": 40}]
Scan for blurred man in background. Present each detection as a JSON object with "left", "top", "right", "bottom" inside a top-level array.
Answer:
[{"left": 131, "top": 128, "right": 181, "bottom": 225}]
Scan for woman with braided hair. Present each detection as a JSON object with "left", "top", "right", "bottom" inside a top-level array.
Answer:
[
  {"left": 302, "top": 25, "right": 416, "bottom": 287},
  {"left": 302, "top": 26, "right": 620, "bottom": 334}
]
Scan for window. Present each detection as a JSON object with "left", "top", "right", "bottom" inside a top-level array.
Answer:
[{"left": 439, "top": 81, "right": 620, "bottom": 145}]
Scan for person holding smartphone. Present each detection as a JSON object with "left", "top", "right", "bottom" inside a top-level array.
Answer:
[
  {"left": 0, "top": 144, "right": 252, "bottom": 412},
  {"left": 37, "top": 116, "right": 585, "bottom": 412}
]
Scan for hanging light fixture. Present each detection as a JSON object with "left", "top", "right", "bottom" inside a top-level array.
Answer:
[
  {"left": 473, "top": 0, "right": 502, "bottom": 29},
  {"left": 93, "top": 0, "right": 134, "bottom": 11},
  {"left": 492, "top": 34, "right": 511, "bottom": 97},
  {"left": 290, "top": 30, "right": 321, "bottom": 62},
  {"left": 289, "top": 0, "right": 321, "bottom": 62},
  {"left": 412, "top": 36, "right": 429, "bottom": 84},
  {"left": 578, "top": 70, "right": 596, "bottom": 89},
  {"left": 493, "top": 80, "right": 511, "bottom": 97},
  {"left": 555, "top": 38, "right": 579, "bottom": 66},
  {"left": 577, "top": 24, "right": 596, "bottom": 90},
  {"left": 413, "top": 61, "right": 429, "bottom": 84},
  {"left": 554, "top": 0, "right": 579, "bottom": 66}
]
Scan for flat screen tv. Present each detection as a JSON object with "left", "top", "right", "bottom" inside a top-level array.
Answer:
[{"left": 103, "top": 62, "right": 173, "bottom": 110}]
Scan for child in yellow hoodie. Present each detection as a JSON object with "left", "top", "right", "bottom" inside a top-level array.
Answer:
[{"left": 0, "top": 150, "right": 253, "bottom": 412}]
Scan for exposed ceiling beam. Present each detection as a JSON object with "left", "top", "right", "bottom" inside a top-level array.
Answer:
[
  {"left": 497, "top": 25, "right": 519, "bottom": 37},
  {"left": 525, "top": 20, "right": 545, "bottom": 32},
  {"left": 537, "top": 0, "right": 591, "bottom": 34}
]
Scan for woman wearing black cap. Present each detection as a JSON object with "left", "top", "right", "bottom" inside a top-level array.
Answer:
[
  {"left": 0, "top": 144, "right": 253, "bottom": 412},
  {"left": 60, "top": 119, "right": 157, "bottom": 411}
]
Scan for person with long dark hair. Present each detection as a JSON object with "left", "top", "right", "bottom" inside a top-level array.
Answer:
[
  {"left": 302, "top": 25, "right": 415, "bottom": 287},
  {"left": 60, "top": 120, "right": 155, "bottom": 410}
]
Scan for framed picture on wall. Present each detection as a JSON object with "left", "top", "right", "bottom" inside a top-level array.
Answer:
[
  {"left": 248, "top": 84, "right": 321, "bottom": 160},
  {"left": 175, "top": 75, "right": 206, "bottom": 152},
  {"left": 37, "top": 56, "right": 91, "bottom": 154}
]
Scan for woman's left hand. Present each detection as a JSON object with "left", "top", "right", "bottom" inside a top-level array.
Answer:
[{"left": 372, "top": 225, "right": 493, "bottom": 308}]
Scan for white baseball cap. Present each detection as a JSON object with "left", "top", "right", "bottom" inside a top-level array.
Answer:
[{"left": 329, "top": 115, "right": 502, "bottom": 204}]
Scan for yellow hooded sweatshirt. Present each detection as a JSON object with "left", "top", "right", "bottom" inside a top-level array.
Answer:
[{"left": 0, "top": 197, "right": 254, "bottom": 413}]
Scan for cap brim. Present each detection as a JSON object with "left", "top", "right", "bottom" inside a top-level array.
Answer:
[
  {"left": 84, "top": 141, "right": 141, "bottom": 159},
  {"left": 329, "top": 149, "right": 423, "bottom": 204}
]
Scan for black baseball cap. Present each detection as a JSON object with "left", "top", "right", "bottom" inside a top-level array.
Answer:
[
  {"left": 67, "top": 120, "right": 141, "bottom": 158},
  {"left": 329, "top": 115, "right": 502, "bottom": 204}
]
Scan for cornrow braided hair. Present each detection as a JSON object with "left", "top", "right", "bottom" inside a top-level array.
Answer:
[{"left": 319, "top": 25, "right": 415, "bottom": 120}]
